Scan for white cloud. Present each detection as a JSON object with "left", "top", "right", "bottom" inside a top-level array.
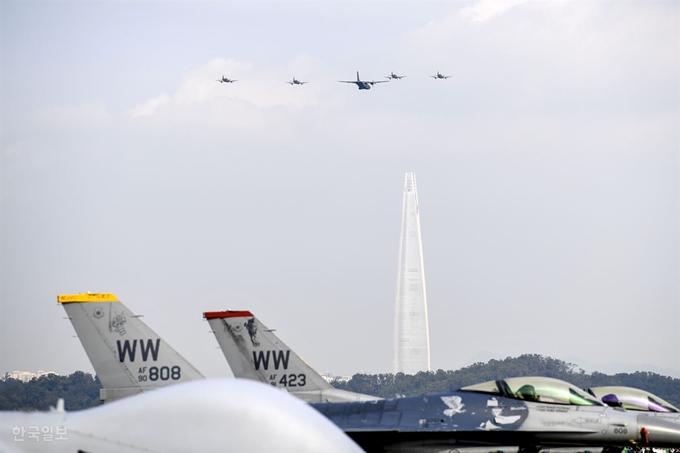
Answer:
[
  {"left": 460, "top": 0, "right": 533, "bottom": 22},
  {"left": 130, "top": 94, "right": 171, "bottom": 118},
  {"left": 128, "top": 55, "right": 338, "bottom": 122}
]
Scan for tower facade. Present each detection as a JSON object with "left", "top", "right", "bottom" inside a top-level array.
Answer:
[{"left": 393, "top": 173, "right": 431, "bottom": 374}]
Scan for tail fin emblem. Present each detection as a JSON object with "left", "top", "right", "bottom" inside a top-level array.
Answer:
[
  {"left": 245, "top": 318, "right": 260, "bottom": 347},
  {"left": 109, "top": 314, "right": 127, "bottom": 336}
]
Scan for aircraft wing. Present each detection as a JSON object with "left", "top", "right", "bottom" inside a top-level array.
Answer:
[
  {"left": 338, "top": 81, "right": 358, "bottom": 83},
  {"left": 370, "top": 80, "right": 389, "bottom": 84}
]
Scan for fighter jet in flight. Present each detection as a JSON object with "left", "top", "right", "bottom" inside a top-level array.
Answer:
[
  {"left": 338, "top": 71, "right": 389, "bottom": 90},
  {"left": 216, "top": 75, "right": 237, "bottom": 83},
  {"left": 287, "top": 77, "right": 308, "bottom": 85},
  {"left": 384, "top": 71, "right": 406, "bottom": 80},
  {"left": 430, "top": 71, "right": 452, "bottom": 79},
  {"left": 0, "top": 379, "right": 364, "bottom": 453}
]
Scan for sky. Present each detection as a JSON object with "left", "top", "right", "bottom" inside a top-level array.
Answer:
[{"left": 1, "top": 0, "right": 678, "bottom": 381}]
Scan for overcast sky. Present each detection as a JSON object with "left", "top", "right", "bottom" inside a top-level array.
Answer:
[{"left": 1, "top": 0, "right": 678, "bottom": 381}]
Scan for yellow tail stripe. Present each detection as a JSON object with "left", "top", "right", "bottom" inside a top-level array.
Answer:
[{"left": 58, "top": 293, "right": 119, "bottom": 303}]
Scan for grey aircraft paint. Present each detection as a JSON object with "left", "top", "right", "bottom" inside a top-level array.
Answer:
[
  {"left": 58, "top": 293, "right": 204, "bottom": 403},
  {"left": 204, "top": 310, "right": 380, "bottom": 403},
  {"left": 311, "top": 377, "right": 680, "bottom": 453}
]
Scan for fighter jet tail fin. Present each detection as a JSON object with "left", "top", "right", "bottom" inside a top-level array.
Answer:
[
  {"left": 204, "top": 310, "right": 382, "bottom": 403},
  {"left": 59, "top": 293, "right": 204, "bottom": 403},
  {"left": 356, "top": 71, "right": 360, "bottom": 82},
  {"left": 204, "top": 311, "right": 333, "bottom": 391}
]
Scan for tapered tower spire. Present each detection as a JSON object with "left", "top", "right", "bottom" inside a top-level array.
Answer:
[{"left": 393, "top": 173, "right": 431, "bottom": 374}]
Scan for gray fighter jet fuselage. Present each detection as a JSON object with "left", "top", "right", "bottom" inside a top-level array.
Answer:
[
  {"left": 311, "top": 377, "right": 680, "bottom": 453},
  {"left": 339, "top": 71, "right": 389, "bottom": 90},
  {"left": 217, "top": 76, "right": 237, "bottom": 83}
]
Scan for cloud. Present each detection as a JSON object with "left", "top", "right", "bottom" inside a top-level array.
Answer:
[
  {"left": 128, "top": 55, "right": 337, "bottom": 122},
  {"left": 130, "top": 94, "right": 171, "bottom": 118},
  {"left": 407, "top": 0, "right": 678, "bottom": 119},
  {"left": 460, "top": 0, "right": 534, "bottom": 22}
]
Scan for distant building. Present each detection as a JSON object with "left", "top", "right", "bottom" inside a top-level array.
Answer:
[
  {"left": 320, "top": 372, "right": 351, "bottom": 384},
  {"left": 3, "top": 371, "right": 58, "bottom": 382},
  {"left": 393, "top": 173, "right": 431, "bottom": 374}
]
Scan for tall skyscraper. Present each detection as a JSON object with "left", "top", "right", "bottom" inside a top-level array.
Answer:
[{"left": 393, "top": 173, "right": 431, "bottom": 374}]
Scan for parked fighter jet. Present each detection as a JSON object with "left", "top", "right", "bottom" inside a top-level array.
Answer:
[
  {"left": 339, "top": 71, "right": 389, "bottom": 90},
  {"left": 204, "top": 310, "right": 680, "bottom": 453},
  {"left": 287, "top": 77, "right": 307, "bottom": 85},
  {"left": 312, "top": 376, "right": 680, "bottom": 453},
  {"left": 58, "top": 293, "right": 204, "bottom": 403},
  {"left": 384, "top": 72, "right": 406, "bottom": 80},
  {"left": 204, "top": 310, "right": 380, "bottom": 403},
  {"left": 0, "top": 379, "right": 365, "bottom": 453},
  {"left": 216, "top": 75, "right": 237, "bottom": 83},
  {"left": 430, "top": 71, "right": 451, "bottom": 79}
]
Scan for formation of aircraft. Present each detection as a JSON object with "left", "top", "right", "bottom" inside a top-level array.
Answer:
[
  {"left": 338, "top": 71, "right": 390, "bottom": 90},
  {"left": 216, "top": 75, "right": 237, "bottom": 83},
  {"left": 216, "top": 71, "right": 450, "bottom": 88},
  {"left": 430, "top": 71, "right": 452, "bottom": 79},
  {"left": 384, "top": 71, "right": 406, "bottom": 80},
  {"left": 287, "top": 77, "right": 307, "bottom": 85},
  {"left": 8, "top": 293, "right": 678, "bottom": 453}
]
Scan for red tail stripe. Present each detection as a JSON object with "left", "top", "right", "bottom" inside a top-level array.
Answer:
[{"left": 204, "top": 310, "right": 253, "bottom": 319}]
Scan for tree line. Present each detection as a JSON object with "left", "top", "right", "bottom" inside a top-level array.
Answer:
[
  {"left": 0, "top": 372, "right": 101, "bottom": 411},
  {"left": 1, "top": 355, "right": 677, "bottom": 411},
  {"left": 331, "top": 354, "right": 680, "bottom": 407}
]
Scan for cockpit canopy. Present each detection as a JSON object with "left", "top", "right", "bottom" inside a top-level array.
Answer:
[
  {"left": 461, "top": 377, "right": 603, "bottom": 406},
  {"left": 589, "top": 386, "right": 679, "bottom": 413}
]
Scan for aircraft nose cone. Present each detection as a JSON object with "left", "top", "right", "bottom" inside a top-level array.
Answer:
[{"left": 638, "top": 414, "right": 680, "bottom": 447}]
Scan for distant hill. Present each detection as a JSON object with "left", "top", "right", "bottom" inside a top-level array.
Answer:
[
  {"left": 331, "top": 354, "right": 680, "bottom": 406},
  {"left": 1, "top": 355, "right": 677, "bottom": 411}
]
